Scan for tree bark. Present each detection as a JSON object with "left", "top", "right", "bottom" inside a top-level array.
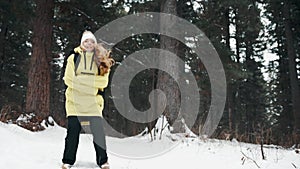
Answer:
[
  {"left": 225, "top": 8, "right": 231, "bottom": 49},
  {"left": 234, "top": 8, "right": 240, "bottom": 63},
  {"left": 228, "top": 84, "right": 234, "bottom": 133},
  {"left": 25, "top": 0, "right": 54, "bottom": 123},
  {"left": 283, "top": 2, "right": 300, "bottom": 140},
  {"left": 157, "top": 0, "right": 184, "bottom": 133},
  {"left": 225, "top": 7, "right": 234, "bottom": 135}
]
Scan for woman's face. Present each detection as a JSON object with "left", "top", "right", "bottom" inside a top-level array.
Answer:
[{"left": 82, "top": 39, "right": 96, "bottom": 52}]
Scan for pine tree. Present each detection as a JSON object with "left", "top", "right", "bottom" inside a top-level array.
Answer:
[
  {"left": 25, "top": 0, "right": 54, "bottom": 126},
  {"left": 0, "top": 1, "right": 32, "bottom": 112},
  {"left": 264, "top": 0, "right": 300, "bottom": 145},
  {"left": 282, "top": 1, "right": 300, "bottom": 144},
  {"left": 156, "top": 0, "right": 183, "bottom": 132}
]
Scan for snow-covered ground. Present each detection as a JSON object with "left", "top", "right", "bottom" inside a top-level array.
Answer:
[{"left": 0, "top": 121, "right": 299, "bottom": 169}]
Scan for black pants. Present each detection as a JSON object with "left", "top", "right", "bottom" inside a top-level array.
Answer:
[{"left": 62, "top": 116, "right": 108, "bottom": 166}]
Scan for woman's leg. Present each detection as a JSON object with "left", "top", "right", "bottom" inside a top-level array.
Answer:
[
  {"left": 62, "top": 116, "right": 81, "bottom": 165},
  {"left": 90, "top": 117, "right": 108, "bottom": 166}
]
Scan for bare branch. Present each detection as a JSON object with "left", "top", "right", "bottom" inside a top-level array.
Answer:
[{"left": 240, "top": 151, "right": 261, "bottom": 168}]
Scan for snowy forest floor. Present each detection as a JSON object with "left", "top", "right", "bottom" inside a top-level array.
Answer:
[{"left": 0, "top": 122, "right": 299, "bottom": 169}]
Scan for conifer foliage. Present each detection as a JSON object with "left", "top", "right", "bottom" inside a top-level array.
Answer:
[{"left": 0, "top": 0, "right": 299, "bottom": 146}]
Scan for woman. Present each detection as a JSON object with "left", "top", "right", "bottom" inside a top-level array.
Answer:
[{"left": 62, "top": 31, "right": 114, "bottom": 169}]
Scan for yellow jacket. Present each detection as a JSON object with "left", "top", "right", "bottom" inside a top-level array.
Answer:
[{"left": 64, "top": 47, "right": 110, "bottom": 117}]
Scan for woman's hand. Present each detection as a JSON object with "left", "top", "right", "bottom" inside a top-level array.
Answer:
[
  {"left": 94, "top": 44, "right": 115, "bottom": 76},
  {"left": 95, "top": 55, "right": 113, "bottom": 75}
]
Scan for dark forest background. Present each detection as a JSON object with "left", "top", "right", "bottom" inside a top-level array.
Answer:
[{"left": 0, "top": 0, "right": 299, "bottom": 147}]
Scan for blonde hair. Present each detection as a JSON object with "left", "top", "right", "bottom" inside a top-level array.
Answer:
[{"left": 94, "top": 43, "right": 115, "bottom": 75}]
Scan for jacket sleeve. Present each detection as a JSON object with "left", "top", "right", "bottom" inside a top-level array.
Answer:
[
  {"left": 64, "top": 55, "right": 109, "bottom": 95},
  {"left": 63, "top": 54, "right": 76, "bottom": 88},
  {"left": 76, "top": 71, "right": 110, "bottom": 89}
]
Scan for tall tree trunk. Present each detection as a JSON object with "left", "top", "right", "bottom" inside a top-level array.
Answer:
[
  {"left": 225, "top": 7, "right": 234, "bottom": 135},
  {"left": 25, "top": 0, "right": 54, "bottom": 123},
  {"left": 234, "top": 8, "right": 240, "bottom": 63},
  {"left": 227, "top": 84, "right": 234, "bottom": 133},
  {"left": 283, "top": 2, "right": 300, "bottom": 143},
  {"left": 157, "top": 0, "right": 183, "bottom": 133},
  {"left": 225, "top": 8, "right": 231, "bottom": 49}
]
